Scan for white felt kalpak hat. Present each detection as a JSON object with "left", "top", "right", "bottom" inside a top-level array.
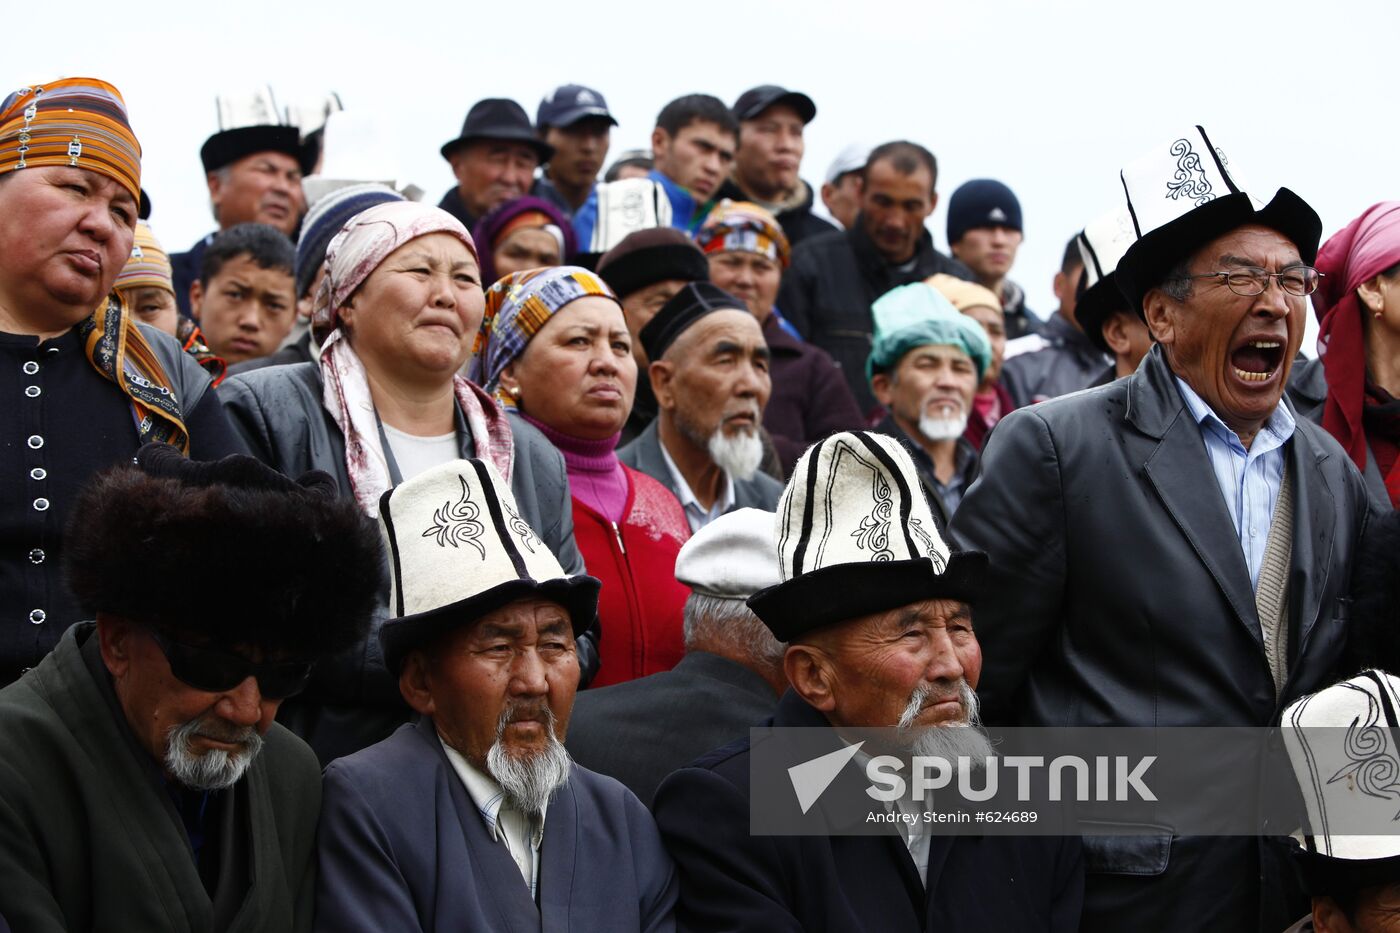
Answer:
[
  {"left": 1113, "top": 125, "right": 1321, "bottom": 315},
  {"left": 1282, "top": 670, "right": 1400, "bottom": 894},
  {"left": 747, "top": 431, "right": 986, "bottom": 641},
  {"left": 376, "top": 459, "right": 599, "bottom": 674},
  {"left": 1074, "top": 205, "right": 1139, "bottom": 354}
]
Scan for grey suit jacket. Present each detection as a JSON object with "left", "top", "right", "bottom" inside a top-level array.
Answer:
[
  {"left": 315, "top": 718, "right": 678, "bottom": 932},
  {"left": 950, "top": 345, "right": 1372, "bottom": 932},
  {"left": 617, "top": 420, "right": 783, "bottom": 515},
  {"left": 219, "top": 362, "right": 583, "bottom": 575},
  {"left": 566, "top": 651, "right": 778, "bottom": 807}
]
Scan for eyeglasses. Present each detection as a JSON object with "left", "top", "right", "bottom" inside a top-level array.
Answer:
[
  {"left": 148, "top": 629, "right": 312, "bottom": 700},
  {"left": 1183, "top": 265, "right": 1322, "bottom": 298}
]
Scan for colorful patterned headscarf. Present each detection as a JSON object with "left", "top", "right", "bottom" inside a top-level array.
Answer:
[
  {"left": 694, "top": 199, "right": 791, "bottom": 268},
  {"left": 114, "top": 222, "right": 173, "bottom": 296},
  {"left": 469, "top": 266, "right": 620, "bottom": 401},
  {"left": 312, "top": 201, "right": 479, "bottom": 342},
  {"left": 0, "top": 77, "right": 141, "bottom": 202},
  {"left": 78, "top": 295, "right": 190, "bottom": 453}
]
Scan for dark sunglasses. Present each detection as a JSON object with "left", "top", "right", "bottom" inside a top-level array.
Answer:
[{"left": 148, "top": 629, "right": 312, "bottom": 700}]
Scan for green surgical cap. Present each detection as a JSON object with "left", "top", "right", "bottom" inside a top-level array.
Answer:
[{"left": 865, "top": 282, "right": 992, "bottom": 383}]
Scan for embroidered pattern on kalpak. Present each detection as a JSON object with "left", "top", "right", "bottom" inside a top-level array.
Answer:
[
  {"left": 1166, "top": 137, "right": 1215, "bottom": 206},
  {"left": 423, "top": 475, "right": 487, "bottom": 558}
]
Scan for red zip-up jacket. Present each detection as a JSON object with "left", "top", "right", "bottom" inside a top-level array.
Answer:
[{"left": 573, "top": 466, "right": 691, "bottom": 687}]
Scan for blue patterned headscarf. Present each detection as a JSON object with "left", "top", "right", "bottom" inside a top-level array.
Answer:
[{"left": 468, "top": 266, "right": 620, "bottom": 401}]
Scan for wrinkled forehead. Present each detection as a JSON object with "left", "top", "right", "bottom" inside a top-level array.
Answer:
[
  {"left": 813, "top": 598, "right": 975, "bottom": 654},
  {"left": 383, "top": 230, "right": 477, "bottom": 265},
  {"left": 1191, "top": 223, "right": 1304, "bottom": 271},
  {"left": 463, "top": 597, "right": 573, "bottom": 643},
  {"left": 671, "top": 309, "right": 764, "bottom": 359}
]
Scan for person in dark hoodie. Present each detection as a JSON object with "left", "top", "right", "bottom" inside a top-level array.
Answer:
[
  {"left": 777, "top": 140, "right": 972, "bottom": 415},
  {"left": 714, "top": 85, "right": 837, "bottom": 248}
]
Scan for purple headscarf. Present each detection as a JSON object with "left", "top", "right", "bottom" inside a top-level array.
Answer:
[{"left": 472, "top": 195, "right": 577, "bottom": 287}]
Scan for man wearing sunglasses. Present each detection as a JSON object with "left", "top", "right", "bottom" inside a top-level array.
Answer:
[
  {"left": 0, "top": 443, "right": 383, "bottom": 933},
  {"left": 950, "top": 127, "right": 1374, "bottom": 932}
]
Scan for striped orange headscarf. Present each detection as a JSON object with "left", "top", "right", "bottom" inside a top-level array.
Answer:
[
  {"left": 0, "top": 77, "right": 141, "bottom": 201},
  {"left": 0, "top": 81, "right": 183, "bottom": 448}
]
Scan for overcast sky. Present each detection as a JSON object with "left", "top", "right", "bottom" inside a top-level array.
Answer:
[{"left": 12, "top": 0, "right": 1394, "bottom": 347}]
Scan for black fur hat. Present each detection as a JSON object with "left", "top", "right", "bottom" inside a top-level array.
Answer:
[{"left": 65, "top": 443, "right": 385, "bottom": 658}]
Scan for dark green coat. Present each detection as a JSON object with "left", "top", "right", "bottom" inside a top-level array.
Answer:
[{"left": 0, "top": 623, "right": 319, "bottom": 932}]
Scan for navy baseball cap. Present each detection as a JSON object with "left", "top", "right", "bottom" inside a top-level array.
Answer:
[{"left": 537, "top": 85, "right": 618, "bottom": 129}]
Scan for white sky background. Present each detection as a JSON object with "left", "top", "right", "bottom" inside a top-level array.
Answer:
[{"left": 13, "top": 0, "right": 1396, "bottom": 353}]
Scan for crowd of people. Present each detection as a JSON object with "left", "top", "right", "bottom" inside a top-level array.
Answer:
[{"left": 0, "top": 72, "right": 1398, "bottom": 932}]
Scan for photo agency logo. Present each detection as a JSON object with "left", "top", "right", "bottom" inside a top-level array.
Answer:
[
  {"left": 784, "top": 739, "right": 1155, "bottom": 816},
  {"left": 749, "top": 726, "right": 1387, "bottom": 837}
]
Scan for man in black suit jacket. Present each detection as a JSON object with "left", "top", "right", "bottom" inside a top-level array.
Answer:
[
  {"left": 567, "top": 508, "right": 785, "bottom": 806},
  {"left": 951, "top": 127, "right": 1374, "bottom": 932},
  {"left": 653, "top": 431, "right": 1083, "bottom": 931}
]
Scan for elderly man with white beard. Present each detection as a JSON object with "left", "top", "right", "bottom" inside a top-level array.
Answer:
[
  {"left": 619, "top": 281, "right": 784, "bottom": 530},
  {"left": 0, "top": 443, "right": 384, "bottom": 932},
  {"left": 867, "top": 283, "right": 992, "bottom": 534},
  {"left": 652, "top": 431, "right": 1082, "bottom": 932},
  {"left": 314, "top": 459, "right": 678, "bottom": 932}
]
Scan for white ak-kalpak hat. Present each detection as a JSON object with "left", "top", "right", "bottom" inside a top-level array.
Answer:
[
  {"left": 1113, "top": 125, "right": 1321, "bottom": 315},
  {"left": 747, "top": 431, "right": 987, "bottom": 641},
  {"left": 376, "top": 459, "right": 599, "bottom": 674},
  {"left": 1073, "top": 205, "right": 1139, "bottom": 353},
  {"left": 1282, "top": 670, "right": 1400, "bottom": 894}
]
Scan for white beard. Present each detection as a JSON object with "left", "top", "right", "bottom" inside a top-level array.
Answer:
[
  {"left": 164, "top": 714, "right": 264, "bottom": 791},
  {"left": 707, "top": 428, "right": 764, "bottom": 481},
  {"left": 485, "top": 706, "right": 573, "bottom": 817},
  {"left": 918, "top": 410, "right": 970, "bottom": 442},
  {"left": 896, "top": 679, "right": 994, "bottom": 762}
]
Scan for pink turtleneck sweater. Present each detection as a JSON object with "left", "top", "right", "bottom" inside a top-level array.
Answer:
[{"left": 521, "top": 413, "right": 630, "bottom": 523}]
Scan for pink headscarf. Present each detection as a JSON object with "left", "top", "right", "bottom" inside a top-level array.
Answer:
[
  {"left": 311, "top": 200, "right": 480, "bottom": 343},
  {"left": 310, "top": 201, "right": 510, "bottom": 514},
  {"left": 1313, "top": 202, "right": 1400, "bottom": 472}
]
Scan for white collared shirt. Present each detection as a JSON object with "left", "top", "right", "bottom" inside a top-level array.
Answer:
[
  {"left": 658, "top": 438, "right": 735, "bottom": 533},
  {"left": 440, "top": 738, "right": 546, "bottom": 899},
  {"left": 854, "top": 748, "right": 930, "bottom": 885}
]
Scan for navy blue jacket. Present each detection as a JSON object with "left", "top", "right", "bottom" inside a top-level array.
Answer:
[
  {"left": 316, "top": 718, "right": 678, "bottom": 932},
  {"left": 652, "top": 690, "right": 1083, "bottom": 932}
]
